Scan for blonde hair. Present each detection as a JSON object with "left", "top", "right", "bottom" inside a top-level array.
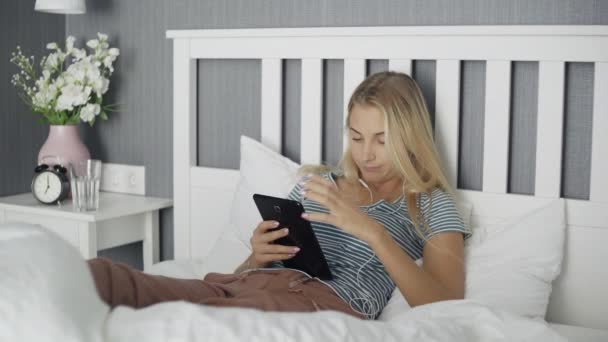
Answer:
[{"left": 299, "top": 71, "right": 455, "bottom": 240}]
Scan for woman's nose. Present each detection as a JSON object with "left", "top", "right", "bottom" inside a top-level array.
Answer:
[{"left": 363, "top": 143, "right": 375, "bottom": 161}]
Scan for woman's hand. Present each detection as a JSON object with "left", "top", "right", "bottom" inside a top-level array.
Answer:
[
  {"left": 299, "top": 174, "right": 383, "bottom": 243},
  {"left": 249, "top": 220, "right": 301, "bottom": 267}
]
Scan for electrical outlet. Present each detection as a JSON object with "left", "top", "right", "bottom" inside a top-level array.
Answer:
[{"left": 100, "top": 163, "right": 145, "bottom": 195}]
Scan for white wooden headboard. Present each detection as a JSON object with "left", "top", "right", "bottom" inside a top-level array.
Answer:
[{"left": 167, "top": 26, "right": 608, "bottom": 330}]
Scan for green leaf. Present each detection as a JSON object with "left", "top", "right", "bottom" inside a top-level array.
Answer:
[
  {"left": 100, "top": 111, "right": 108, "bottom": 120},
  {"left": 67, "top": 115, "right": 80, "bottom": 125},
  {"left": 103, "top": 103, "right": 120, "bottom": 112}
]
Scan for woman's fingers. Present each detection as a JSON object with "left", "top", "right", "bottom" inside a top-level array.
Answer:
[
  {"left": 259, "top": 227, "right": 289, "bottom": 243},
  {"left": 300, "top": 176, "right": 337, "bottom": 202},
  {"left": 301, "top": 211, "right": 334, "bottom": 225},
  {"left": 300, "top": 190, "right": 332, "bottom": 208},
  {"left": 258, "top": 253, "right": 296, "bottom": 263},
  {"left": 251, "top": 221, "right": 299, "bottom": 263},
  {"left": 252, "top": 244, "right": 297, "bottom": 264},
  {"left": 254, "top": 220, "right": 281, "bottom": 234},
  {"left": 257, "top": 243, "right": 300, "bottom": 255}
]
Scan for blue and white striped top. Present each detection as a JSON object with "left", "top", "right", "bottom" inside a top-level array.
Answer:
[{"left": 270, "top": 171, "right": 470, "bottom": 319}]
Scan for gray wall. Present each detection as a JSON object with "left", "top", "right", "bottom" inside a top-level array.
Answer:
[
  {"left": 11, "top": 0, "right": 596, "bottom": 268},
  {"left": 1, "top": 1, "right": 65, "bottom": 196}
]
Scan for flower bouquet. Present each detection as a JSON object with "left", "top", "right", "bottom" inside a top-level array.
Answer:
[{"left": 10, "top": 33, "right": 119, "bottom": 126}]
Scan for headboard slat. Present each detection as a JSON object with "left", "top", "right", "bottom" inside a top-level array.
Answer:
[
  {"left": 482, "top": 60, "right": 512, "bottom": 193},
  {"left": 300, "top": 58, "right": 324, "bottom": 165},
  {"left": 434, "top": 60, "right": 461, "bottom": 188},
  {"left": 261, "top": 58, "right": 283, "bottom": 153},
  {"left": 388, "top": 59, "right": 413, "bottom": 76},
  {"left": 535, "top": 61, "right": 566, "bottom": 198},
  {"left": 342, "top": 59, "right": 366, "bottom": 152},
  {"left": 590, "top": 62, "right": 608, "bottom": 203}
]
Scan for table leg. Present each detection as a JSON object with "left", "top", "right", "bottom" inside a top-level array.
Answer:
[
  {"left": 78, "top": 222, "right": 98, "bottom": 260},
  {"left": 143, "top": 210, "right": 160, "bottom": 271}
]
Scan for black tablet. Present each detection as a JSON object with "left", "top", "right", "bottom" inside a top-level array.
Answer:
[{"left": 253, "top": 193, "right": 333, "bottom": 280}]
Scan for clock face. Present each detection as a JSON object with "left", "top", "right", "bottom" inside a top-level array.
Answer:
[{"left": 33, "top": 171, "right": 64, "bottom": 204}]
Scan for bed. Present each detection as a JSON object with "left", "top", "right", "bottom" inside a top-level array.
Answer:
[
  {"left": 162, "top": 25, "right": 608, "bottom": 341},
  {"left": 2, "top": 25, "right": 608, "bottom": 342}
]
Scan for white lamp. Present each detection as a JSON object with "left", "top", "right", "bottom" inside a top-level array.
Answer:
[{"left": 35, "top": 0, "right": 86, "bottom": 14}]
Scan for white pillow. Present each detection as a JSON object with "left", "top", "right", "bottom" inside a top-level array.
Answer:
[
  {"left": 464, "top": 198, "right": 565, "bottom": 319},
  {"left": 379, "top": 199, "right": 565, "bottom": 321},
  {"left": 0, "top": 222, "right": 109, "bottom": 342},
  {"left": 229, "top": 135, "right": 300, "bottom": 248}
]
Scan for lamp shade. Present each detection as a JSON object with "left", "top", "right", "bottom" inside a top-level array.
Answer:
[{"left": 35, "top": 0, "right": 86, "bottom": 14}]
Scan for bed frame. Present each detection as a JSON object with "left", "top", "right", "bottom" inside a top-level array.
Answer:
[{"left": 166, "top": 26, "right": 608, "bottom": 330}]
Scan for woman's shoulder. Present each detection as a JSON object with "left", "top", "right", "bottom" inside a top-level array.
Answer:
[{"left": 417, "top": 187, "right": 456, "bottom": 209}]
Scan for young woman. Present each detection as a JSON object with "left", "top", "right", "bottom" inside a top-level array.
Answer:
[{"left": 88, "top": 71, "right": 470, "bottom": 320}]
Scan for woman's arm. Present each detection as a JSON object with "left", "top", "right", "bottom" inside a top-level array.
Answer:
[
  {"left": 299, "top": 174, "right": 465, "bottom": 306},
  {"left": 368, "top": 227, "right": 465, "bottom": 307}
]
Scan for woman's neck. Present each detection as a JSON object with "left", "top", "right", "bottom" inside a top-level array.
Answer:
[{"left": 358, "top": 176, "right": 403, "bottom": 202}]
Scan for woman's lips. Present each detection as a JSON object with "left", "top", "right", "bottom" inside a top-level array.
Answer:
[{"left": 364, "top": 166, "right": 382, "bottom": 172}]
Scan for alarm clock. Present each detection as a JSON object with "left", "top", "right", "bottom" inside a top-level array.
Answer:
[{"left": 31, "top": 163, "right": 71, "bottom": 204}]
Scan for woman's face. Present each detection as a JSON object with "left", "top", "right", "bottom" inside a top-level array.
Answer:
[{"left": 348, "top": 104, "right": 394, "bottom": 181}]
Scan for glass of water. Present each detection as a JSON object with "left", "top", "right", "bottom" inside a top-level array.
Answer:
[{"left": 70, "top": 159, "right": 102, "bottom": 211}]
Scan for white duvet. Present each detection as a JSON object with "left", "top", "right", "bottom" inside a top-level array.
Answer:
[
  {"left": 0, "top": 222, "right": 567, "bottom": 342},
  {"left": 106, "top": 299, "right": 564, "bottom": 342}
]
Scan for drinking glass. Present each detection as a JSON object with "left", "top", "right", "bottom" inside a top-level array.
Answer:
[{"left": 70, "top": 159, "right": 102, "bottom": 211}]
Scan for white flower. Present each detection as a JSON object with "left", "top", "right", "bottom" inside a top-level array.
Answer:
[
  {"left": 66, "top": 36, "right": 76, "bottom": 53},
  {"left": 56, "top": 90, "right": 75, "bottom": 111},
  {"left": 72, "top": 48, "right": 86, "bottom": 60},
  {"left": 83, "top": 86, "right": 92, "bottom": 99},
  {"left": 65, "top": 63, "right": 86, "bottom": 83},
  {"left": 108, "top": 48, "right": 120, "bottom": 57},
  {"left": 103, "top": 56, "right": 116, "bottom": 72},
  {"left": 97, "top": 33, "right": 108, "bottom": 41},
  {"left": 87, "top": 39, "right": 99, "bottom": 49},
  {"left": 80, "top": 103, "right": 100, "bottom": 122},
  {"left": 35, "top": 77, "right": 47, "bottom": 90},
  {"left": 31, "top": 80, "right": 59, "bottom": 109},
  {"left": 56, "top": 83, "right": 90, "bottom": 111},
  {"left": 54, "top": 76, "right": 65, "bottom": 89},
  {"left": 32, "top": 92, "right": 47, "bottom": 108},
  {"left": 46, "top": 42, "right": 58, "bottom": 50},
  {"left": 45, "top": 52, "right": 59, "bottom": 69},
  {"left": 32, "top": 88, "right": 49, "bottom": 108},
  {"left": 92, "top": 77, "right": 109, "bottom": 96},
  {"left": 85, "top": 64, "right": 101, "bottom": 82}
]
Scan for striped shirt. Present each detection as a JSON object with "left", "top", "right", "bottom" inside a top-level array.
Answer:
[{"left": 269, "top": 171, "right": 470, "bottom": 319}]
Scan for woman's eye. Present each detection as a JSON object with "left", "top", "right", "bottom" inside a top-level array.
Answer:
[
  {"left": 352, "top": 138, "right": 362, "bottom": 142},
  {"left": 379, "top": 141, "right": 385, "bottom": 145}
]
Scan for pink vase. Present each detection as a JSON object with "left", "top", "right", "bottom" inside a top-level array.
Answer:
[{"left": 37, "top": 125, "right": 90, "bottom": 167}]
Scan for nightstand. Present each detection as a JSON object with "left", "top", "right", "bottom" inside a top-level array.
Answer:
[{"left": 0, "top": 192, "right": 172, "bottom": 271}]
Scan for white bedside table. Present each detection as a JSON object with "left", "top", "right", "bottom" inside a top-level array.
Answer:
[{"left": 0, "top": 192, "right": 172, "bottom": 270}]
